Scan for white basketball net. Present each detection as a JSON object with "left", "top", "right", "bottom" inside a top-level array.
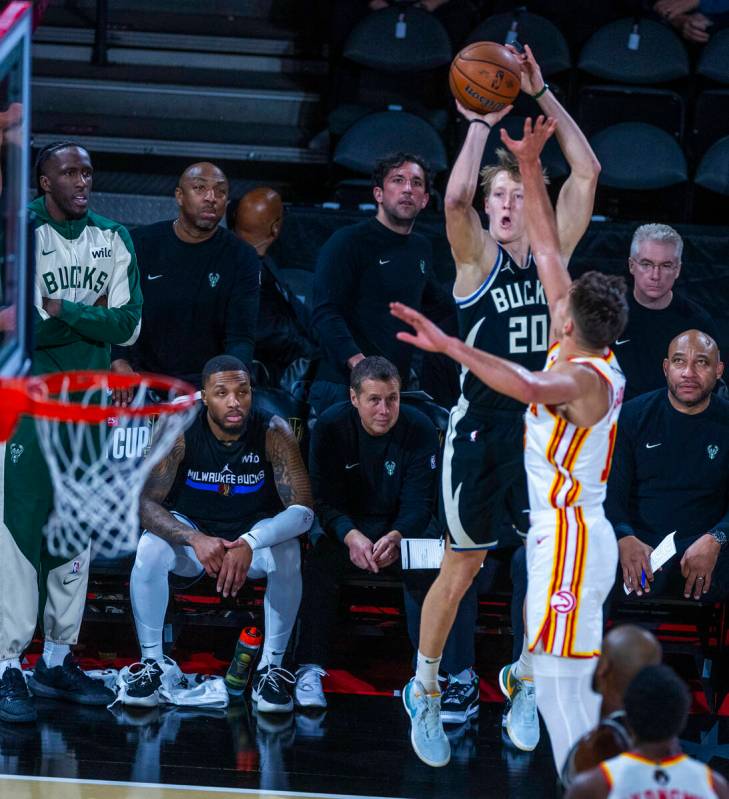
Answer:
[{"left": 33, "top": 373, "right": 197, "bottom": 560}]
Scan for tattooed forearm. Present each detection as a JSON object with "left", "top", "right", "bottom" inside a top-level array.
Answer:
[
  {"left": 266, "top": 416, "right": 313, "bottom": 509},
  {"left": 139, "top": 434, "right": 197, "bottom": 545}
]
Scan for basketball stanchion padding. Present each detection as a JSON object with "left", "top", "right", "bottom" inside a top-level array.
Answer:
[{"left": 0, "top": 371, "right": 197, "bottom": 559}]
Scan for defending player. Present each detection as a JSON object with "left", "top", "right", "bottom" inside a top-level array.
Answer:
[
  {"left": 0, "top": 143, "right": 142, "bottom": 724},
  {"left": 393, "top": 117, "right": 628, "bottom": 775},
  {"left": 126, "top": 355, "right": 313, "bottom": 713},
  {"left": 566, "top": 664, "right": 729, "bottom": 798},
  {"left": 405, "top": 44, "right": 602, "bottom": 763}
]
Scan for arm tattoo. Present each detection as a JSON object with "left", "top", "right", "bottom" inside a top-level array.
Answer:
[
  {"left": 266, "top": 416, "right": 313, "bottom": 509},
  {"left": 139, "top": 434, "right": 197, "bottom": 545}
]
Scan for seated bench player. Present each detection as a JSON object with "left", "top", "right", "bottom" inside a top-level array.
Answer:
[
  {"left": 126, "top": 355, "right": 313, "bottom": 713},
  {"left": 294, "top": 356, "right": 479, "bottom": 716}
]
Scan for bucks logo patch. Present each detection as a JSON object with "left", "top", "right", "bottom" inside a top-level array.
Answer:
[
  {"left": 708, "top": 444, "right": 719, "bottom": 460},
  {"left": 208, "top": 272, "right": 220, "bottom": 288},
  {"left": 385, "top": 460, "right": 396, "bottom": 476},
  {"left": 9, "top": 443, "right": 23, "bottom": 463}
]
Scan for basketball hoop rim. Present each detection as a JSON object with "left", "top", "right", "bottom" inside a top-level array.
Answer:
[{"left": 0, "top": 370, "right": 197, "bottom": 439}]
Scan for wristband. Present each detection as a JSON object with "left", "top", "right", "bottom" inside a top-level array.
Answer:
[
  {"left": 533, "top": 83, "right": 549, "bottom": 100},
  {"left": 469, "top": 118, "right": 491, "bottom": 129}
]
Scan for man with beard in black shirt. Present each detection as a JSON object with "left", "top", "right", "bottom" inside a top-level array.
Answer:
[
  {"left": 607, "top": 329, "right": 729, "bottom": 602},
  {"left": 612, "top": 224, "right": 716, "bottom": 401},
  {"left": 111, "top": 162, "right": 260, "bottom": 388},
  {"left": 310, "top": 153, "right": 455, "bottom": 416}
]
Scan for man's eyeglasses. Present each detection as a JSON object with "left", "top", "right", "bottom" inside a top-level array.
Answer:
[{"left": 630, "top": 257, "right": 679, "bottom": 274}]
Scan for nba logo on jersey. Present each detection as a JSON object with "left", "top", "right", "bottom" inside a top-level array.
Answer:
[
  {"left": 9, "top": 443, "right": 23, "bottom": 463},
  {"left": 385, "top": 460, "right": 396, "bottom": 476},
  {"left": 208, "top": 272, "right": 220, "bottom": 287}
]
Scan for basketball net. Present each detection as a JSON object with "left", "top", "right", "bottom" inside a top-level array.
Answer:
[{"left": 3, "top": 371, "right": 197, "bottom": 560}]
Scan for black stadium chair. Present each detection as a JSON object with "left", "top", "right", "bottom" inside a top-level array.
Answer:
[
  {"left": 333, "top": 110, "right": 448, "bottom": 176},
  {"left": 692, "top": 90, "right": 729, "bottom": 161},
  {"left": 697, "top": 28, "right": 729, "bottom": 85},
  {"left": 577, "top": 17, "right": 689, "bottom": 84},
  {"left": 343, "top": 6, "right": 452, "bottom": 72},
  {"left": 695, "top": 136, "right": 729, "bottom": 197},
  {"left": 590, "top": 122, "right": 688, "bottom": 190}
]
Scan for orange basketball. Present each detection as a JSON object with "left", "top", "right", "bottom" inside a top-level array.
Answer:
[{"left": 449, "top": 41, "right": 521, "bottom": 114}]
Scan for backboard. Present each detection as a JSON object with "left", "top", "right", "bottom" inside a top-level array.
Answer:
[{"left": 0, "top": 1, "right": 31, "bottom": 378}]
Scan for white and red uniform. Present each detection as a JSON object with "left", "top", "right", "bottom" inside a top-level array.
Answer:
[
  {"left": 525, "top": 343, "right": 625, "bottom": 659},
  {"left": 600, "top": 751, "right": 719, "bottom": 798}
]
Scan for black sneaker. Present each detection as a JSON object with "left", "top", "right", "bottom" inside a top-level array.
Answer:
[
  {"left": 123, "top": 659, "right": 163, "bottom": 707},
  {"left": 28, "top": 654, "right": 114, "bottom": 706},
  {"left": 251, "top": 666, "right": 295, "bottom": 714},
  {"left": 440, "top": 671, "right": 480, "bottom": 725},
  {"left": 0, "top": 668, "right": 36, "bottom": 723}
]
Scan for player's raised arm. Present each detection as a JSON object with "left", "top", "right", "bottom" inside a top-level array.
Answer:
[
  {"left": 509, "top": 44, "right": 600, "bottom": 261},
  {"left": 445, "top": 102, "right": 511, "bottom": 282},
  {"left": 501, "top": 117, "right": 571, "bottom": 319}
]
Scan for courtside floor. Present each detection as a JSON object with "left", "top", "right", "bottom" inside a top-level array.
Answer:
[{"left": 2, "top": 693, "right": 729, "bottom": 799}]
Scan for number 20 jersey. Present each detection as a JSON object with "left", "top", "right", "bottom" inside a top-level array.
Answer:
[{"left": 455, "top": 244, "right": 549, "bottom": 412}]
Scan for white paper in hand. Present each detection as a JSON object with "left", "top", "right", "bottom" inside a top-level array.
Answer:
[{"left": 623, "top": 531, "right": 677, "bottom": 594}]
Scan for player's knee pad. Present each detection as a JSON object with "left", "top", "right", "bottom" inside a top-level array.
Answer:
[{"left": 133, "top": 532, "right": 176, "bottom": 580}]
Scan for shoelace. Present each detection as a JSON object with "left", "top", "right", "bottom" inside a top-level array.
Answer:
[
  {"left": 127, "top": 660, "right": 161, "bottom": 687},
  {"left": 443, "top": 680, "right": 474, "bottom": 704},
  {"left": 0, "top": 669, "right": 27, "bottom": 697},
  {"left": 422, "top": 693, "right": 444, "bottom": 740},
  {"left": 522, "top": 683, "right": 537, "bottom": 723},
  {"left": 260, "top": 667, "right": 296, "bottom": 693},
  {"left": 297, "top": 667, "right": 327, "bottom": 691}
]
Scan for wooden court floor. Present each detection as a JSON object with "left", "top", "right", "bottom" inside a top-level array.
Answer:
[{"left": 2, "top": 694, "right": 729, "bottom": 799}]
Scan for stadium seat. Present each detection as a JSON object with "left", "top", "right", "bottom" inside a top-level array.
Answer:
[
  {"left": 695, "top": 136, "right": 729, "bottom": 196},
  {"left": 465, "top": 11, "right": 571, "bottom": 78},
  {"left": 578, "top": 84, "right": 684, "bottom": 141},
  {"left": 589, "top": 122, "right": 688, "bottom": 189},
  {"left": 692, "top": 90, "right": 729, "bottom": 160},
  {"left": 333, "top": 111, "right": 448, "bottom": 176},
  {"left": 697, "top": 28, "right": 729, "bottom": 84},
  {"left": 328, "top": 102, "right": 449, "bottom": 137},
  {"left": 343, "top": 6, "right": 451, "bottom": 72},
  {"left": 578, "top": 17, "right": 689, "bottom": 84}
]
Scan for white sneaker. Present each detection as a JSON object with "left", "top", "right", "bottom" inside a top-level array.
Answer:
[
  {"left": 498, "top": 663, "right": 540, "bottom": 751},
  {"left": 294, "top": 665, "right": 327, "bottom": 708},
  {"left": 402, "top": 677, "right": 450, "bottom": 768}
]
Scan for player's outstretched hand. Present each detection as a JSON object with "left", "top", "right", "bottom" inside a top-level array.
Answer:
[
  {"left": 390, "top": 302, "right": 450, "bottom": 354},
  {"left": 217, "top": 541, "right": 252, "bottom": 598},
  {"left": 190, "top": 533, "right": 226, "bottom": 578},
  {"left": 618, "top": 535, "right": 654, "bottom": 597},
  {"left": 500, "top": 115, "right": 557, "bottom": 163},
  {"left": 505, "top": 43, "right": 544, "bottom": 97},
  {"left": 455, "top": 99, "right": 513, "bottom": 128}
]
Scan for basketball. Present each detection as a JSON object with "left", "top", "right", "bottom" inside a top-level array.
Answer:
[{"left": 449, "top": 41, "right": 522, "bottom": 114}]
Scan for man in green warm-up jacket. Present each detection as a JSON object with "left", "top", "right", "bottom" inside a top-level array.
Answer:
[{"left": 0, "top": 141, "right": 142, "bottom": 723}]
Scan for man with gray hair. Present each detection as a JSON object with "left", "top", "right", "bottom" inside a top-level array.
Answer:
[{"left": 614, "top": 223, "right": 716, "bottom": 400}]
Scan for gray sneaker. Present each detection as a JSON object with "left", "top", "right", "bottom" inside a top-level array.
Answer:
[
  {"left": 294, "top": 665, "right": 327, "bottom": 709},
  {"left": 402, "top": 677, "right": 450, "bottom": 767},
  {"left": 498, "top": 663, "right": 539, "bottom": 751}
]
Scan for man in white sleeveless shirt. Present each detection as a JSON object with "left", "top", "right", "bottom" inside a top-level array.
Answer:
[{"left": 391, "top": 116, "right": 629, "bottom": 777}]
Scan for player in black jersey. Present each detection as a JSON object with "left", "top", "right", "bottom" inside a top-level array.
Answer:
[
  {"left": 400, "top": 45, "right": 602, "bottom": 765},
  {"left": 126, "top": 355, "right": 314, "bottom": 713}
]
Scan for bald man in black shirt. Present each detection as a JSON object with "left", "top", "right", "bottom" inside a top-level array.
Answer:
[{"left": 606, "top": 329, "right": 729, "bottom": 601}]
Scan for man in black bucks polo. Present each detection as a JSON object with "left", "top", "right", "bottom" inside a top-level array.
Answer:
[
  {"left": 309, "top": 152, "right": 454, "bottom": 416},
  {"left": 607, "top": 329, "right": 729, "bottom": 601},
  {"left": 112, "top": 162, "right": 260, "bottom": 388}
]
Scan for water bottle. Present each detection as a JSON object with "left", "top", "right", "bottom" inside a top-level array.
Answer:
[{"left": 225, "top": 626, "right": 262, "bottom": 697}]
